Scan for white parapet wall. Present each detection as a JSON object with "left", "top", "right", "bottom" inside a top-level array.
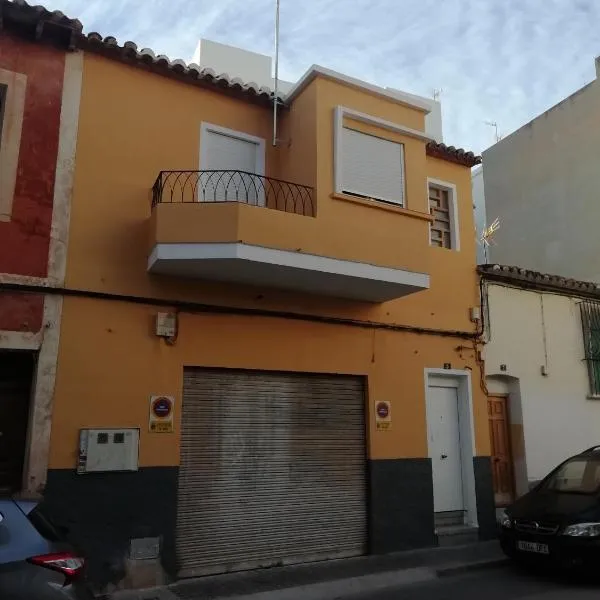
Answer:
[{"left": 191, "top": 39, "right": 442, "bottom": 139}]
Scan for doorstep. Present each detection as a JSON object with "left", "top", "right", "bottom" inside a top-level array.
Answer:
[
  {"left": 436, "top": 524, "right": 480, "bottom": 547},
  {"left": 104, "top": 540, "right": 507, "bottom": 600}
]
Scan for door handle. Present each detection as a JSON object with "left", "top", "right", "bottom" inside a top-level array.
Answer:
[{"left": 441, "top": 454, "right": 448, "bottom": 460}]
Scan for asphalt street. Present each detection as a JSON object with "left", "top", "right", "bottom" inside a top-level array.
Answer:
[{"left": 351, "top": 564, "right": 600, "bottom": 600}]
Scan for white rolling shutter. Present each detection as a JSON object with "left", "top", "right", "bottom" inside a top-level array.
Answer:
[
  {"left": 341, "top": 127, "right": 405, "bottom": 205},
  {"left": 201, "top": 129, "right": 263, "bottom": 204},
  {"left": 204, "top": 131, "right": 258, "bottom": 173},
  {"left": 176, "top": 369, "right": 367, "bottom": 577}
]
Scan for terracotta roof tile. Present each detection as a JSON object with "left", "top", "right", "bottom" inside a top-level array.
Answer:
[
  {"left": 478, "top": 264, "right": 600, "bottom": 298},
  {"left": 426, "top": 141, "right": 481, "bottom": 167},
  {"left": 80, "top": 32, "right": 278, "bottom": 106},
  {"left": 6, "top": 0, "right": 81, "bottom": 28},
  {"left": 1, "top": 0, "right": 81, "bottom": 48},
  {"left": 2, "top": 0, "right": 480, "bottom": 164},
  {"left": 1, "top": 0, "right": 277, "bottom": 104}
]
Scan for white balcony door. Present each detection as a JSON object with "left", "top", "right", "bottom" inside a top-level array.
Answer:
[{"left": 200, "top": 123, "right": 265, "bottom": 206}]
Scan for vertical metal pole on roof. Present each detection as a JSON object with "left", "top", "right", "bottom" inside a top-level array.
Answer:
[{"left": 272, "top": 0, "right": 280, "bottom": 146}]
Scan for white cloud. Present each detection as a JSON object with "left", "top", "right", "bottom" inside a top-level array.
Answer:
[{"left": 49, "top": 0, "right": 600, "bottom": 153}]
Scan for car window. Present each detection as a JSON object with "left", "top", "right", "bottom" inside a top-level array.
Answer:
[
  {"left": 26, "top": 504, "right": 62, "bottom": 542},
  {"left": 545, "top": 458, "right": 600, "bottom": 493}
]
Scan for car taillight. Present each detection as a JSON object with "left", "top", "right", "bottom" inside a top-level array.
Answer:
[{"left": 27, "top": 552, "right": 85, "bottom": 581}]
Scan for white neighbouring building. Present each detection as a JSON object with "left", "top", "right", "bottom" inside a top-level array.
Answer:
[{"left": 480, "top": 264, "right": 600, "bottom": 500}]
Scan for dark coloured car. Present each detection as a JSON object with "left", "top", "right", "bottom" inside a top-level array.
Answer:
[
  {"left": 499, "top": 446, "right": 600, "bottom": 569},
  {"left": 0, "top": 497, "right": 92, "bottom": 599}
]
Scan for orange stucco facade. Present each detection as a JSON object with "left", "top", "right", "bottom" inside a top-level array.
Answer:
[
  {"left": 38, "top": 47, "right": 496, "bottom": 588},
  {"left": 49, "top": 52, "right": 488, "bottom": 469}
]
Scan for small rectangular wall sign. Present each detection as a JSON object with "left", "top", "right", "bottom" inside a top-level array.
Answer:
[
  {"left": 375, "top": 400, "right": 392, "bottom": 430},
  {"left": 149, "top": 395, "right": 175, "bottom": 433}
]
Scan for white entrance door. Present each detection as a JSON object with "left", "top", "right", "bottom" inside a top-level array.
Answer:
[{"left": 428, "top": 386, "right": 464, "bottom": 512}]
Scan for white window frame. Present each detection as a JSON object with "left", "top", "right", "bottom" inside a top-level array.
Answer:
[
  {"left": 0, "top": 68, "right": 27, "bottom": 222},
  {"left": 199, "top": 122, "right": 266, "bottom": 206},
  {"left": 333, "top": 106, "right": 431, "bottom": 207},
  {"left": 427, "top": 177, "right": 460, "bottom": 251},
  {"left": 199, "top": 122, "right": 265, "bottom": 175}
]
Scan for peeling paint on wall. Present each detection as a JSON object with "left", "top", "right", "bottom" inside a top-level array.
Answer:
[
  {"left": 48, "top": 52, "right": 82, "bottom": 286},
  {"left": 0, "top": 33, "right": 81, "bottom": 492},
  {"left": 23, "top": 294, "right": 63, "bottom": 493},
  {"left": 0, "top": 32, "right": 65, "bottom": 281},
  {"left": 22, "top": 52, "right": 82, "bottom": 493}
]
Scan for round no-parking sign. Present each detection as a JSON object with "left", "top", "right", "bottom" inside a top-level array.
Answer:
[
  {"left": 376, "top": 402, "right": 389, "bottom": 419},
  {"left": 152, "top": 396, "right": 172, "bottom": 418}
]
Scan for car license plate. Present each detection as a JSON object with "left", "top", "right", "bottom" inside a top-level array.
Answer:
[{"left": 517, "top": 540, "right": 549, "bottom": 555}]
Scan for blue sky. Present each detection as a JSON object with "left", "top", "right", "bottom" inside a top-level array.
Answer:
[{"left": 50, "top": 0, "right": 600, "bottom": 154}]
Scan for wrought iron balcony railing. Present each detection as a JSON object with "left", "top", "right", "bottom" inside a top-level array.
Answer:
[{"left": 152, "top": 170, "right": 315, "bottom": 217}]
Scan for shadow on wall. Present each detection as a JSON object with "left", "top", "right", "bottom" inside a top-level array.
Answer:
[
  {"left": 42, "top": 468, "right": 178, "bottom": 593},
  {"left": 486, "top": 374, "right": 529, "bottom": 499}
]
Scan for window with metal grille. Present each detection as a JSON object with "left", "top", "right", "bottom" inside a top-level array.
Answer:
[
  {"left": 580, "top": 301, "right": 600, "bottom": 396},
  {"left": 0, "top": 84, "right": 6, "bottom": 150},
  {"left": 429, "top": 183, "right": 452, "bottom": 248}
]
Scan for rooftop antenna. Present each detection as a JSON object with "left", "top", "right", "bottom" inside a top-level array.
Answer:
[
  {"left": 480, "top": 217, "right": 500, "bottom": 264},
  {"left": 432, "top": 88, "right": 443, "bottom": 102},
  {"left": 272, "top": 0, "right": 280, "bottom": 146},
  {"left": 484, "top": 120, "right": 502, "bottom": 143}
]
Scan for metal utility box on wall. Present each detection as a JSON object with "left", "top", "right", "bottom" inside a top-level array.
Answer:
[
  {"left": 77, "top": 428, "right": 139, "bottom": 473},
  {"left": 155, "top": 312, "right": 177, "bottom": 338}
]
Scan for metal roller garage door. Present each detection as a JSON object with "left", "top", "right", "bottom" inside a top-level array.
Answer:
[{"left": 176, "top": 368, "right": 367, "bottom": 577}]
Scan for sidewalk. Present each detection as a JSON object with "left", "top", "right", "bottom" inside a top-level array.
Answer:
[{"left": 109, "top": 540, "right": 507, "bottom": 600}]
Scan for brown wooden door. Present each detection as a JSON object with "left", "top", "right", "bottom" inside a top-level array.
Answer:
[{"left": 488, "top": 395, "right": 515, "bottom": 506}]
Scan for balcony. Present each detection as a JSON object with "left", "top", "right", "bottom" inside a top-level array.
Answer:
[
  {"left": 148, "top": 170, "right": 430, "bottom": 302},
  {"left": 152, "top": 170, "right": 315, "bottom": 216}
]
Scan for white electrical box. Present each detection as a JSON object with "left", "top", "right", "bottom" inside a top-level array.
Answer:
[
  {"left": 77, "top": 428, "right": 139, "bottom": 474},
  {"left": 156, "top": 312, "right": 177, "bottom": 338}
]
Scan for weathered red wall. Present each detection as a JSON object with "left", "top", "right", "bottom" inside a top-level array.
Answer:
[
  {"left": 0, "top": 33, "right": 65, "bottom": 332},
  {"left": 0, "top": 293, "right": 44, "bottom": 332}
]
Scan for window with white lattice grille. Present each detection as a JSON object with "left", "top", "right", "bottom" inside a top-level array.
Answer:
[{"left": 428, "top": 181, "right": 459, "bottom": 250}]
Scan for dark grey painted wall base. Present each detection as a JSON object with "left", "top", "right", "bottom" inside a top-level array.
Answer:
[
  {"left": 43, "top": 467, "right": 179, "bottom": 588},
  {"left": 44, "top": 457, "right": 496, "bottom": 586},
  {"left": 368, "top": 456, "right": 498, "bottom": 553},
  {"left": 473, "top": 456, "right": 498, "bottom": 540},
  {"left": 368, "top": 458, "right": 436, "bottom": 553}
]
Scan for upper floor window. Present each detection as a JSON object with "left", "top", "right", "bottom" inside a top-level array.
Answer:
[
  {"left": 580, "top": 301, "right": 600, "bottom": 397},
  {"left": 0, "top": 83, "right": 6, "bottom": 150},
  {"left": 0, "top": 69, "right": 26, "bottom": 221},
  {"left": 428, "top": 179, "right": 459, "bottom": 250},
  {"left": 340, "top": 127, "right": 405, "bottom": 206},
  {"left": 199, "top": 122, "right": 265, "bottom": 205}
]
